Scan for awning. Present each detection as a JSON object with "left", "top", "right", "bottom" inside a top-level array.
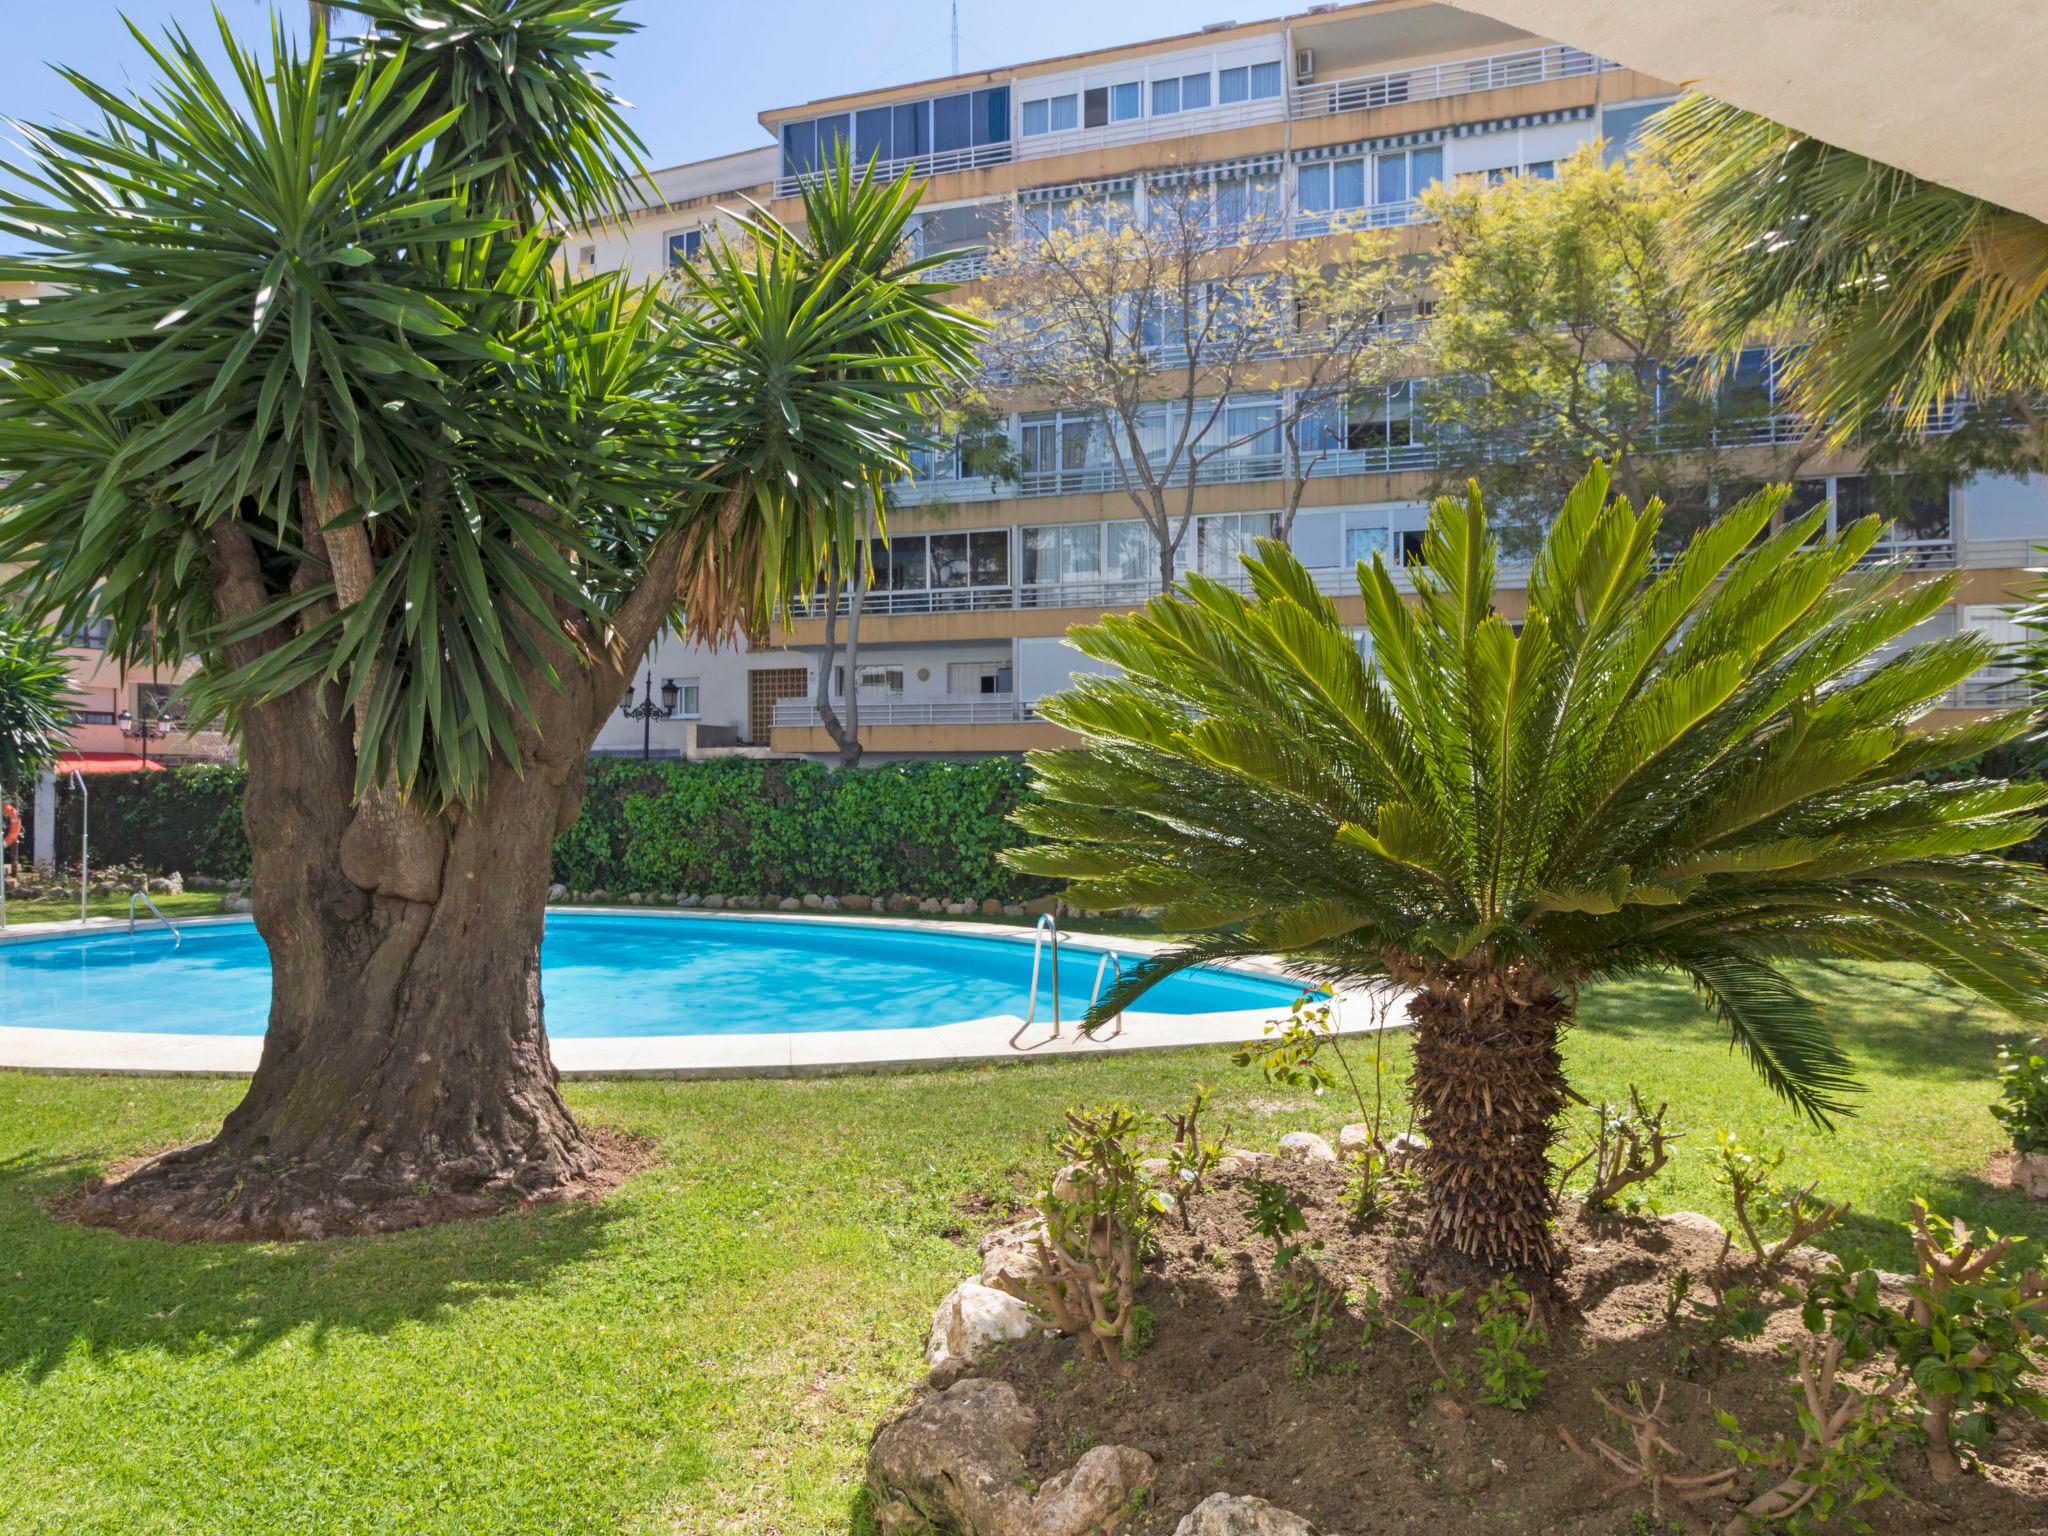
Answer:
[{"left": 56, "top": 752, "right": 167, "bottom": 774}]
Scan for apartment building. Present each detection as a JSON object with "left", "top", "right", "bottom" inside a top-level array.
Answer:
[{"left": 581, "top": 5, "right": 2038, "bottom": 760}]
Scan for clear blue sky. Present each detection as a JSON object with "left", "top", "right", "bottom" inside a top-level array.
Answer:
[{"left": 1, "top": 0, "right": 1228, "bottom": 170}]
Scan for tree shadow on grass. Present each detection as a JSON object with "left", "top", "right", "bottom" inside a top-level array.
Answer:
[
  {"left": 1572, "top": 964, "right": 2027, "bottom": 1088},
  {"left": 1810, "top": 1165, "right": 2045, "bottom": 1273},
  {"left": 0, "top": 1144, "right": 628, "bottom": 1384}
]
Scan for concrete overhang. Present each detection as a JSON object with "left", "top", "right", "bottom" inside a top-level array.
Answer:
[{"left": 1441, "top": 1, "right": 2048, "bottom": 219}]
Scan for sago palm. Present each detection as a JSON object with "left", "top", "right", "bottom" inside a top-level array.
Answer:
[{"left": 1007, "top": 464, "right": 2048, "bottom": 1270}]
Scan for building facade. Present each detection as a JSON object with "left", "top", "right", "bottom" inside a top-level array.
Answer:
[{"left": 564, "top": 4, "right": 2041, "bottom": 760}]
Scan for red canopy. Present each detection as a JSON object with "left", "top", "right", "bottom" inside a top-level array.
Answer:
[{"left": 55, "top": 751, "right": 167, "bottom": 774}]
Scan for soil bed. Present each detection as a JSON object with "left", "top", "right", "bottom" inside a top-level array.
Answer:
[{"left": 977, "top": 1159, "right": 2048, "bottom": 1534}]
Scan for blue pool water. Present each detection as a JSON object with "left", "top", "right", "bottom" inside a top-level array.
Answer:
[{"left": 0, "top": 912, "right": 1303, "bottom": 1037}]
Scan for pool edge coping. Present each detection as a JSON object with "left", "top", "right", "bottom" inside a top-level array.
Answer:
[{"left": 0, "top": 907, "right": 1406, "bottom": 1080}]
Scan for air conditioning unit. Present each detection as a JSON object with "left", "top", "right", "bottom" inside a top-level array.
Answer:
[{"left": 1294, "top": 48, "right": 1315, "bottom": 83}]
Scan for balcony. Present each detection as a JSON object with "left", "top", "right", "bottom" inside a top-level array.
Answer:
[
  {"left": 921, "top": 248, "right": 990, "bottom": 284},
  {"left": 894, "top": 440, "right": 1440, "bottom": 506},
  {"left": 775, "top": 141, "right": 1012, "bottom": 199},
  {"left": 1289, "top": 200, "right": 1431, "bottom": 237},
  {"left": 772, "top": 695, "right": 1038, "bottom": 728},
  {"left": 1015, "top": 94, "right": 1286, "bottom": 163},
  {"left": 1290, "top": 44, "right": 1614, "bottom": 120}
]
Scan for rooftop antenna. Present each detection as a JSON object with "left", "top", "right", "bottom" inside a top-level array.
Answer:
[{"left": 950, "top": 1, "right": 960, "bottom": 73}]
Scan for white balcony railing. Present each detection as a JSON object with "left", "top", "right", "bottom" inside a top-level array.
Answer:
[
  {"left": 1289, "top": 200, "right": 1430, "bottom": 237},
  {"left": 1016, "top": 94, "right": 1286, "bottom": 162},
  {"left": 1290, "top": 44, "right": 1614, "bottom": 119},
  {"left": 920, "top": 248, "right": 990, "bottom": 284},
  {"left": 773, "top": 695, "right": 1035, "bottom": 728},
  {"left": 775, "top": 141, "right": 1013, "bottom": 199}
]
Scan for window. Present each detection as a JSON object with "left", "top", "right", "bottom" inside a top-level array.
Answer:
[
  {"left": 1020, "top": 412, "right": 1097, "bottom": 485},
  {"left": 1196, "top": 512, "right": 1279, "bottom": 575},
  {"left": 1299, "top": 145, "right": 1440, "bottom": 218},
  {"left": 1218, "top": 66, "right": 1249, "bottom": 105},
  {"left": 1250, "top": 61, "right": 1282, "bottom": 99},
  {"left": 975, "top": 87, "right": 1011, "bottom": 146},
  {"left": 577, "top": 244, "right": 596, "bottom": 268},
  {"left": 666, "top": 229, "right": 701, "bottom": 266},
  {"left": 1111, "top": 81, "right": 1141, "bottom": 121},
  {"left": 1220, "top": 398, "right": 1282, "bottom": 459},
  {"left": 929, "top": 530, "right": 1012, "bottom": 589},
  {"left": 1181, "top": 72, "right": 1211, "bottom": 110},
  {"left": 675, "top": 680, "right": 701, "bottom": 719},
  {"left": 1526, "top": 159, "right": 1557, "bottom": 180},
  {"left": 1083, "top": 87, "right": 1109, "bottom": 128},
  {"left": 894, "top": 100, "right": 930, "bottom": 157},
  {"left": 856, "top": 105, "right": 892, "bottom": 162},
  {"left": 1049, "top": 94, "right": 1078, "bottom": 131},
  {"left": 781, "top": 118, "right": 816, "bottom": 176},
  {"left": 1345, "top": 381, "right": 1425, "bottom": 453},
  {"left": 933, "top": 92, "right": 972, "bottom": 152},
  {"left": 948, "top": 661, "right": 1014, "bottom": 695},
  {"left": 1152, "top": 78, "right": 1180, "bottom": 116},
  {"left": 1344, "top": 525, "right": 1391, "bottom": 566},
  {"left": 1022, "top": 97, "right": 1049, "bottom": 136},
  {"left": 1203, "top": 172, "right": 1281, "bottom": 228},
  {"left": 835, "top": 666, "right": 905, "bottom": 698},
  {"left": 1601, "top": 98, "right": 1675, "bottom": 162}
]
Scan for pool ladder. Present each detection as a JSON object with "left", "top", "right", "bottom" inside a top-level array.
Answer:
[
  {"left": 1008, "top": 914, "right": 1125, "bottom": 1050},
  {"left": 128, "top": 889, "right": 183, "bottom": 948}
]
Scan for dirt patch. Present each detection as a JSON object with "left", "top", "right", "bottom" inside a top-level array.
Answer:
[
  {"left": 48, "top": 1120, "right": 659, "bottom": 1243},
  {"left": 971, "top": 1160, "right": 2048, "bottom": 1534}
]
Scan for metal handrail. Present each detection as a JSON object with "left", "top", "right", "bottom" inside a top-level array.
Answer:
[
  {"left": 1084, "top": 949, "right": 1125, "bottom": 1041},
  {"left": 1009, "top": 913, "right": 1062, "bottom": 1049},
  {"left": 127, "top": 888, "right": 182, "bottom": 947}
]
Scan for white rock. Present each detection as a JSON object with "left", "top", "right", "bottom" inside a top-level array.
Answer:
[
  {"left": 778, "top": 896, "right": 802, "bottom": 911},
  {"left": 1031, "top": 1445, "right": 1156, "bottom": 1535},
  {"left": 547, "top": 883, "right": 567, "bottom": 902},
  {"left": 1662, "top": 1210, "right": 1729, "bottom": 1243},
  {"left": 802, "top": 892, "right": 825, "bottom": 909},
  {"left": 1336, "top": 1123, "right": 1380, "bottom": 1160},
  {"left": 925, "top": 1281, "right": 1042, "bottom": 1386},
  {"left": 822, "top": 895, "right": 841, "bottom": 910},
  {"left": 2016, "top": 1151, "right": 2048, "bottom": 1199},
  {"left": 1277, "top": 1131, "right": 1337, "bottom": 1164},
  {"left": 677, "top": 892, "right": 701, "bottom": 907},
  {"left": 1173, "top": 1492, "right": 1322, "bottom": 1535},
  {"left": 701, "top": 893, "right": 725, "bottom": 909},
  {"left": 1385, "top": 1131, "right": 1429, "bottom": 1169},
  {"left": 977, "top": 1221, "right": 1048, "bottom": 1304}
]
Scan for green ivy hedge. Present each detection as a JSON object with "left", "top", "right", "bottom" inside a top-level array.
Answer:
[
  {"left": 553, "top": 757, "right": 1051, "bottom": 902},
  {"left": 28, "top": 758, "right": 1053, "bottom": 902}
]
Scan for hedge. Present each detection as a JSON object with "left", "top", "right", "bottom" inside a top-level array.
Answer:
[
  {"left": 553, "top": 757, "right": 1052, "bottom": 902},
  {"left": 20, "top": 757, "right": 1053, "bottom": 903}
]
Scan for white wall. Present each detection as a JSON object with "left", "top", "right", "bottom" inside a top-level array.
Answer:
[{"left": 1018, "top": 635, "right": 1121, "bottom": 705}]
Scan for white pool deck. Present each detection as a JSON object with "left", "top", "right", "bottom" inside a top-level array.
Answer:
[{"left": 0, "top": 907, "right": 1405, "bottom": 1079}]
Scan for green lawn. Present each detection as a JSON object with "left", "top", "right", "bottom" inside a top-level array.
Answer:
[
  {"left": 1, "top": 890, "right": 226, "bottom": 926},
  {"left": 1, "top": 963, "right": 2037, "bottom": 1535}
]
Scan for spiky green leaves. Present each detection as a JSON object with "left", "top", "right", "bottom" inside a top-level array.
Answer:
[
  {"left": 1009, "top": 465, "right": 2048, "bottom": 1123},
  {"left": 0, "top": 609, "right": 75, "bottom": 787}
]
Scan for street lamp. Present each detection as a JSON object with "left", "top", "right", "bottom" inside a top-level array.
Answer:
[
  {"left": 619, "top": 669, "right": 679, "bottom": 760},
  {"left": 117, "top": 699, "right": 184, "bottom": 766}
]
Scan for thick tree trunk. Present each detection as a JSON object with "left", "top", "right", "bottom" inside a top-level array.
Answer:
[
  {"left": 1406, "top": 965, "right": 1572, "bottom": 1273},
  {"left": 77, "top": 732, "right": 603, "bottom": 1241}
]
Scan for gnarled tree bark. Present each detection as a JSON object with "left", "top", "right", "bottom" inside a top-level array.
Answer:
[{"left": 75, "top": 492, "right": 735, "bottom": 1241}]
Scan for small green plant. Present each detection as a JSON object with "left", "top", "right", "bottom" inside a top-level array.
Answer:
[
  {"left": 1806, "top": 1202, "right": 2048, "bottom": 1485},
  {"left": 1393, "top": 1287, "right": 1466, "bottom": 1396},
  {"left": 1351, "top": 1279, "right": 1386, "bottom": 1348},
  {"left": 1234, "top": 990, "right": 1406, "bottom": 1141},
  {"left": 1663, "top": 1267, "right": 1695, "bottom": 1328},
  {"left": 1289, "top": 1281, "right": 1340, "bottom": 1378},
  {"left": 1342, "top": 1147, "right": 1391, "bottom": 1226},
  {"left": 1689, "top": 1273, "right": 1773, "bottom": 1346},
  {"left": 1032, "top": 1103, "right": 1168, "bottom": 1370},
  {"left": 1125, "top": 1303, "right": 1156, "bottom": 1358},
  {"left": 1160, "top": 1084, "right": 1227, "bottom": 1230},
  {"left": 1711, "top": 1132, "right": 1849, "bottom": 1271},
  {"left": 1992, "top": 1036, "right": 2048, "bottom": 1155},
  {"left": 1714, "top": 1336, "right": 1901, "bottom": 1533},
  {"left": 1242, "top": 1176, "right": 1319, "bottom": 1272},
  {"left": 1471, "top": 1280, "right": 1547, "bottom": 1410},
  {"left": 1553, "top": 1085, "right": 1680, "bottom": 1214}
]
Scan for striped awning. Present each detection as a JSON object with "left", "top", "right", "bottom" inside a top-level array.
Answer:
[
  {"left": 1019, "top": 175, "right": 1135, "bottom": 203},
  {"left": 1291, "top": 103, "right": 1594, "bottom": 162},
  {"left": 1148, "top": 153, "right": 1284, "bottom": 189},
  {"left": 1450, "top": 104, "right": 1595, "bottom": 138},
  {"left": 1293, "top": 128, "right": 1445, "bottom": 164}
]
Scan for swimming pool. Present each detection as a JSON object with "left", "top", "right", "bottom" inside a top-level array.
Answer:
[{"left": 0, "top": 911, "right": 1304, "bottom": 1037}]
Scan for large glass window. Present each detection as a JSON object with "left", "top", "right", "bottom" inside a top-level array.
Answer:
[
  {"left": 1197, "top": 512, "right": 1279, "bottom": 575},
  {"left": 666, "top": 229, "right": 702, "bottom": 266},
  {"left": 1221, "top": 398, "right": 1282, "bottom": 458},
  {"left": 975, "top": 86, "right": 1010, "bottom": 146},
  {"left": 1218, "top": 66, "right": 1249, "bottom": 105},
  {"left": 856, "top": 106, "right": 892, "bottom": 162},
  {"left": 1083, "top": 87, "right": 1109, "bottom": 128},
  {"left": 1151, "top": 78, "right": 1180, "bottom": 117},
  {"left": 1249, "top": 61, "right": 1282, "bottom": 99},
  {"left": 1022, "top": 98, "right": 1048, "bottom": 136},
  {"left": 781, "top": 119, "right": 816, "bottom": 176},
  {"left": 1105, "top": 521, "right": 1152, "bottom": 581},
  {"left": 933, "top": 93, "right": 972, "bottom": 152},
  {"left": 1111, "top": 81, "right": 1142, "bottom": 121},
  {"left": 1181, "top": 73, "right": 1211, "bottom": 110},
  {"left": 1299, "top": 146, "right": 1440, "bottom": 219},
  {"left": 894, "top": 101, "right": 930, "bottom": 157},
  {"left": 1601, "top": 98, "right": 1675, "bottom": 162}
]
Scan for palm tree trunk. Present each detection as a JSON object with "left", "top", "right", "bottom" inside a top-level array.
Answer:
[{"left": 1406, "top": 966, "right": 1572, "bottom": 1272}]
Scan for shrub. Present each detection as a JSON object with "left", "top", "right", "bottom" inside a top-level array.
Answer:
[
  {"left": 1031, "top": 1104, "right": 1164, "bottom": 1370},
  {"left": 21, "top": 758, "right": 1055, "bottom": 901},
  {"left": 1711, "top": 1132, "right": 1849, "bottom": 1271},
  {"left": 1992, "top": 1036, "right": 2048, "bottom": 1155},
  {"left": 1472, "top": 1280, "right": 1547, "bottom": 1410},
  {"left": 555, "top": 756, "right": 1051, "bottom": 901}
]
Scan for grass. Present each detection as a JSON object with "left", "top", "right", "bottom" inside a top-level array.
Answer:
[
  {"left": 0, "top": 962, "right": 2037, "bottom": 1535},
  {"left": 1, "top": 890, "right": 226, "bottom": 925}
]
